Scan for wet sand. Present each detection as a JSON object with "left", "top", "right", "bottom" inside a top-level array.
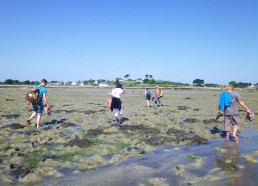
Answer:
[{"left": 0, "top": 86, "right": 257, "bottom": 185}]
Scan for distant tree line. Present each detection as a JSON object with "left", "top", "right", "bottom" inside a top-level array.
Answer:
[
  {"left": 228, "top": 81, "right": 252, "bottom": 88},
  {"left": 0, "top": 79, "right": 40, "bottom": 85},
  {"left": 192, "top": 78, "right": 254, "bottom": 88},
  {"left": 1, "top": 78, "right": 255, "bottom": 88}
]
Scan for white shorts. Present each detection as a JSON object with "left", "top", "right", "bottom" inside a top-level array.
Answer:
[{"left": 113, "top": 108, "right": 123, "bottom": 116}]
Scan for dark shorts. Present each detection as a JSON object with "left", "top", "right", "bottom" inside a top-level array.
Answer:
[
  {"left": 32, "top": 103, "right": 43, "bottom": 115},
  {"left": 146, "top": 95, "right": 151, "bottom": 100}
]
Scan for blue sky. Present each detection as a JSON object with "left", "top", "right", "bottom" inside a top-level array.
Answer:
[{"left": 0, "top": 0, "right": 257, "bottom": 84}]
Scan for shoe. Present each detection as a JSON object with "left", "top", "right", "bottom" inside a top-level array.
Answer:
[
  {"left": 215, "top": 112, "right": 223, "bottom": 121},
  {"left": 26, "top": 119, "right": 31, "bottom": 125}
]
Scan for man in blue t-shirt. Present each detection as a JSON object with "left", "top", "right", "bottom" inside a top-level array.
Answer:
[{"left": 27, "top": 79, "right": 50, "bottom": 129}]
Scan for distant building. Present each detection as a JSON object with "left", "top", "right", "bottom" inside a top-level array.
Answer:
[
  {"left": 71, "top": 82, "right": 77, "bottom": 86},
  {"left": 49, "top": 81, "right": 61, "bottom": 86},
  {"left": 136, "top": 78, "right": 143, "bottom": 83},
  {"left": 99, "top": 82, "right": 109, "bottom": 87}
]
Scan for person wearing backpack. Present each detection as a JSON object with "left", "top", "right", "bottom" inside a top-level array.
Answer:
[
  {"left": 217, "top": 84, "right": 253, "bottom": 142},
  {"left": 144, "top": 88, "right": 152, "bottom": 107},
  {"left": 27, "top": 79, "right": 50, "bottom": 129}
]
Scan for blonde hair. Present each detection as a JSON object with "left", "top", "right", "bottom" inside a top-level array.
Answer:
[{"left": 226, "top": 84, "right": 234, "bottom": 91}]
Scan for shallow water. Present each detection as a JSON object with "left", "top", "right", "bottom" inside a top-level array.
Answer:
[{"left": 38, "top": 122, "right": 258, "bottom": 186}]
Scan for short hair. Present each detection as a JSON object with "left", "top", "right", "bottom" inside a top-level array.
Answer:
[
  {"left": 41, "top": 79, "right": 48, "bottom": 84},
  {"left": 116, "top": 83, "right": 122, "bottom": 89},
  {"left": 227, "top": 84, "right": 234, "bottom": 91}
]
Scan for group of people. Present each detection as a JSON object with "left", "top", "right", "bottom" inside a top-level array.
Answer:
[
  {"left": 27, "top": 80, "right": 254, "bottom": 143},
  {"left": 144, "top": 86, "right": 162, "bottom": 108}
]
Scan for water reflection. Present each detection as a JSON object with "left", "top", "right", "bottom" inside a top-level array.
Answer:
[{"left": 215, "top": 142, "right": 241, "bottom": 185}]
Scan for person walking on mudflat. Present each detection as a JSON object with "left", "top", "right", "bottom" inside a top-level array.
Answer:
[
  {"left": 154, "top": 86, "right": 161, "bottom": 108},
  {"left": 218, "top": 84, "right": 253, "bottom": 142},
  {"left": 110, "top": 83, "right": 125, "bottom": 124},
  {"left": 27, "top": 79, "right": 50, "bottom": 129},
  {"left": 144, "top": 88, "right": 152, "bottom": 107}
]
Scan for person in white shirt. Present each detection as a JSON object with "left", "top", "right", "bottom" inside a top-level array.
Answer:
[{"left": 110, "top": 84, "right": 125, "bottom": 124}]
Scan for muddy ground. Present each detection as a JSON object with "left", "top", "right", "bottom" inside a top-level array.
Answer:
[{"left": 0, "top": 86, "right": 257, "bottom": 185}]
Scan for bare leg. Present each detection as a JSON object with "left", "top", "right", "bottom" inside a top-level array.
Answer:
[
  {"left": 147, "top": 100, "right": 150, "bottom": 107},
  {"left": 226, "top": 131, "right": 230, "bottom": 141},
  {"left": 27, "top": 112, "right": 37, "bottom": 125},
  {"left": 36, "top": 114, "right": 42, "bottom": 129},
  {"left": 232, "top": 128, "right": 239, "bottom": 142}
]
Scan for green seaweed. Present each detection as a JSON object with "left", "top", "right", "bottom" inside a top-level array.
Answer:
[
  {"left": 61, "top": 150, "right": 93, "bottom": 162},
  {"left": 186, "top": 154, "right": 201, "bottom": 160},
  {"left": 25, "top": 150, "right": 46, "bottom": 167}
]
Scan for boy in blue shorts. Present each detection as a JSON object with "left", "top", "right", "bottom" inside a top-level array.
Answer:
[{"left": 27, "top": 79, "right": 50, "bottom": 129}]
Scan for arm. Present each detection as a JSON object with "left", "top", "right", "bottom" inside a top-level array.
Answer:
[
  {"left": 238, "top": 100, "right": 252, "bottom": 113},
  {"left": 43, "top": 94, "right": 50, "bottom": 108}
]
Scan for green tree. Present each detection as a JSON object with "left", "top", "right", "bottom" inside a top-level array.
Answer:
[
  {"left": 4, "top": 79, "right": 13, "bottom": 84},
  {"left": 23, "top": 80, "right": 31, "bottom": 85},
  {"left": 193, "top": 79, "right": 204, "bottom": 87},
  {"left": 143, "top": 79, "right": 150, "bottom": 83},
  {"left": 145, "top": 74, "right": 149, "bottom": 80},
  {"left": 115, "top": 78, "right": 120, "bottom": 85}
]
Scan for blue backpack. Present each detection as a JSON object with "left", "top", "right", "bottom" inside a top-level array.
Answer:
[{"left": 146, "top": 90, "right": 151, "bottom": 96}]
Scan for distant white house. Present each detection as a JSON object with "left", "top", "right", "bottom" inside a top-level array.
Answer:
[
  {"left": 99, "top": 82, "right": 109, "bottom": 87},
  {"left": 71, "top": 82, "right": 77, "bottom": 86},
  {"left": 136, "top": 78, "right": 143, "bottom": 83}
]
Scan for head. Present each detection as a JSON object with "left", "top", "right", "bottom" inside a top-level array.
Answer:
[
  {"left": 156, "top": 86, "right": 159, "bottom": 89},
  {"left": 41, "top": 79, "right": 48, "bottom": 86},
  {"left": 116, "top": 83, "right": 123, "bottom": 89},
  {"left": 146, "top": 88, "right": 149, "bottom": 90},
  {"left": 226, "top": 84, "right": 234, "bottom": 91}
]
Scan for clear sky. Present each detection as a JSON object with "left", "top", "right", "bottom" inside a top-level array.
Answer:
[{"left": 0, "top": 0, "right": 257, "bottom": 84}]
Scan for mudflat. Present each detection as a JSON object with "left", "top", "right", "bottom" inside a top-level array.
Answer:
[{"left": 0, "top": 86, "right": 257, "bottom": 185}]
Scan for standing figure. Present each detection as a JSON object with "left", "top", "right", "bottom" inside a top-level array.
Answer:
[
  {"left": 144, "top": 88, "right": 152, "bottom": 107},
  {"left": 27, "top": 79, "right": 50, "bottom": 129},
  {"left": 110, "top": 84, "right": 125, "bottom": 124},
  {"left": 218, "top": 84, "right": 252, "bottom": 142},
  {"left": 154, "top": 86, "right": 161, "bottom": 108}
]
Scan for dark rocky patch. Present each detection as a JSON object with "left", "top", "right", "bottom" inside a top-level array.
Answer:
[
  {"left": 167, "top": 128, "right": 188, "bottom": 136},
  {"left": 1, "top": 114, "right": 20, "bottom": 119},
  {"left": 203, "top": 119, "right": 221, "bottom": 124},
  {"left": 87, "top": 128, "right": 104, "bottom": 136},
  {"left": 62, "top": 104, "right": 72, "bottom": 107},
  {"left": 6, "top": 99, "right": 14, "bottom": 101},
  {"left": 9, "top": 162, "right": 33, "bottom": 178},
  {"left": 61, "top": 109, "right": 77, "bottom": 113},
  {"left": 5, "top": 123, "right": 24, "bottom": 129},
  {"left": 177, "top": 106, "right": 191, "bottom": 110},
  {"left": 65, "top": 138, "right": 93, "bottom": 148},
  {"left": 117, "top": 124, "right": 160, "bottom": 135},
  {"left": 147, "top": 128, "right": 208, "bottom": 145},
  {"left": 184, "top": 118, "right": 200, "bottom": 123},
  {"left": 44, "top": 119, "right": 67, "bottom": 125},
  {"left": 190, "top": 135, "right": 208, "bottom": 144},
  {"left": 61, "top": 122, "right": 76, "bottom": 128},
  {"left": 84, "top": 110, "right": 97, "bottom": 114},
  {"left": 147, "top": 136, "right": 174, "bottom": 145}
]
